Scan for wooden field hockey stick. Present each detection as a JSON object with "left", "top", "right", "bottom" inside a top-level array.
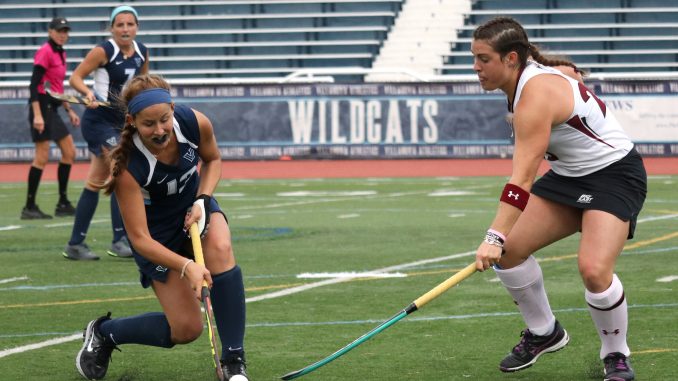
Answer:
[
  {"left": 190, "top": 223, "right": 226, "bottom": 381},
  {"left": 46, "top": 89, "right": 111, "bottom": 108},
  {"left": 280, "top": 262, "right": 477, "bottom": 380}
]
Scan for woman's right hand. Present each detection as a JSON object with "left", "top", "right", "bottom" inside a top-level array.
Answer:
[
  {"left": 475, "top": 240, "right": 503, "bottom": 272},
  {"left": 84, "top": 91, "right": 99, "bottom": 109},
  {"left": 32, "top": 115, "right": 45, "bottom": 133},
  {"left": 183, "top": 260, "right": 213, "bottom": 301}
]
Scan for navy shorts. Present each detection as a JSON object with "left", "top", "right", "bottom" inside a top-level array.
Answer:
[
  {"left": 531, "top": 149, "right": 647, "bottom": 239},
  {"left": 80, "top": 112, "right": 122, "bottom": 156},
  {"left": 28, "top": 96, "right": 70, "bottom": 143},
  {"left": 134, "top": 197, "right": 227, "bottom": 288}
]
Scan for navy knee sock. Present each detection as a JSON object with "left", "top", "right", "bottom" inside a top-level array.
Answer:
[
  {"left": 69, "top": 188, "right": 99, "bottom": 245},
  {"left": 99, "top": 312, "right": 174, "bottom": 348},
  {"left": 110, "top": 192, "right": 125, "bottom": 243},
  {"left": 211, "top": 265, "right": 246, "bottom": 360}
]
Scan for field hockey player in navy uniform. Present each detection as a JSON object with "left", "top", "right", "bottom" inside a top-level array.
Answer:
[
  {"left": 471, "top": 17, "right": 646, "bottom": 381},
  {"left": 75, "top": 74, "right": 248, "bottom": 381},
  {"left": 63, "top": 5, "right": 149, "bottom": 260}
]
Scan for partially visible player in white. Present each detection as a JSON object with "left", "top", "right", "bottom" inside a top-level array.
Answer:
[{"left": 471, "top": 16, "right": 646, "bottom": 381}]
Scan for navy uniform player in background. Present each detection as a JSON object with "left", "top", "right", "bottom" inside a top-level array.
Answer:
[
  {"left": 63, "top": 5, "right": 148, "bottom": 260},
  {"left": 75, "top": 74, "right": 249, "bottom": 381}
]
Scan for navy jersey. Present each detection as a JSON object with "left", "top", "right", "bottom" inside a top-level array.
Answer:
[
  {"left": 86, "top": 39, "right": 147, "bottom": 125},
  {"left": 126, "top": 105, "right": 201, "bottom": 251}
]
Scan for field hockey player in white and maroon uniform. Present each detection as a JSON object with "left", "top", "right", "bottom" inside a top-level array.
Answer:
[{"left": 471, "top": 16, "right": 646, "bottom": 381}]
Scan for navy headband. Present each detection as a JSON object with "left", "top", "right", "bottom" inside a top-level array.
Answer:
[
  {"left": 128, "top": 88, "right": 172, "bottom": 115},
  {"left": 110, "top": 5, "right": 138, "bottom": 25}
]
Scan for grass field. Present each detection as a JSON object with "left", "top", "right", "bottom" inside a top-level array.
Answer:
[{"left": 1, "top": 175, "right": 676, "bottom": 381}]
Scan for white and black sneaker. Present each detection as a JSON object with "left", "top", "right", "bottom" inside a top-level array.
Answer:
[
  {"left": 76, "top": 312, "right": 118, "bottom": 380},
  {"left": 222, "top": 352, "right": 249, "bottom": 380},
  {"left": 499, "top": 320, "right": 569, "bottom": 372}
]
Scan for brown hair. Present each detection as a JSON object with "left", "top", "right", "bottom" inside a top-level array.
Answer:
[
  {"left": 473, "top": 16, "right": 583, "bottom": 74},
  {"left": 103, "top": 74, "right": 172, "bottom": 195}
]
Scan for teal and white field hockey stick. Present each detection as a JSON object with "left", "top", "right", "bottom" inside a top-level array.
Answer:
[{"left": 280, "top": 262, "right": 477, "bottom": 380}]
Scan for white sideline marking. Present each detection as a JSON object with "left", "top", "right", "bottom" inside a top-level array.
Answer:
[
  {"left": 246, "top": 250, "right": 475, "bottom": 303},
  {"left": 337, "top": 213, "right": 359, "bottom": 219},
  {"left": 0, "top": 276, "right": 28, "bottom": 284},
  {"left": 0, "top": 249, "right": 475, "bottom": 358},
  {"left": 637, "top": 214, "right": 678, "bottom": 223},
  {"left": 297, "top": 272, "right": 406, "bottom": 279},
  {"left": 45, "top": 219, "right": 107, "bottom": 228},
  {"left": 0, "top": 225, "right": 21, "bottom": 231},
  {"left": 657, "top": 275, "right": 678, "bottom": 283},
  {"left": 0, "top": 333, "right": 80, "bottom": 359},
  {"left": 428, "top": 190, "right": 476, "bottom": 197},
  {"left": 213, "top": 192, "right": 245, "bottom": 197},
  {"left": 277, "top": 190, "right": 377, "bottom": 197}
]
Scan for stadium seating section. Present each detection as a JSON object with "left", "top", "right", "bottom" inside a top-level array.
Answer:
[
  {"left": 443, "top": 0, "right": 678, "bottom": 76},
  {"left": 0, "top": 0, "right": 675, "bottom": 83}
]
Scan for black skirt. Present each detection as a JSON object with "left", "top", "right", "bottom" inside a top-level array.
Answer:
[{"left": 531, "top": 148, "right": 647, "bottom": 239}]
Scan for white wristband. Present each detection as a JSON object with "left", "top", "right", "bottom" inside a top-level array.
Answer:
[{"left": 180, "top": 259, "right": 194, "bottom": 279}]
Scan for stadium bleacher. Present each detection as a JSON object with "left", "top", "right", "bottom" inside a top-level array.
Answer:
[
  {"left": 0, "top": 0, "right": 403, "bottom": 82},
  {"left": 442, "top": 0, "right": 678, "bottom": 78},
  {"left": 0, "top": 0, "right": 676, "bottom": 84}
]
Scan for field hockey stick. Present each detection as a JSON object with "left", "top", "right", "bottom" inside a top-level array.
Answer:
[
  {"left": 46, "top": 89, "right": 111, "bottom": 108},
  {"left": 280, "top": 262, "right": 477, "bottom": 380},
  {"left": 189, "top": 223, "right": 226, "bottom": 381}
]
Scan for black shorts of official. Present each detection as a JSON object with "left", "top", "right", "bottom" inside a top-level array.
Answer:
[
  {"left": 135, "top": 197, "right": 228, "bottom": 288},
  {"left": 531, "top": 148, "right": 647, "bottom": 239},
  {"left": 28, "top": 95, "right": 70, "bottom": 143}
]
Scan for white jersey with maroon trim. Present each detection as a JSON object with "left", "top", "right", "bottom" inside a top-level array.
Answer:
[{"left": 512, "top": 61, "right": 634, "bottom": 177}]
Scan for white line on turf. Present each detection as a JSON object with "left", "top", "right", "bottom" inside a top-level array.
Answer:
[
  {"left": 246, "top": 250, "right": 475, "bottom": 303},
  {"left": 337, "top": 214, "right": 359, "bottom": 219},
  {"left": 0, "top": 276, "right": 28, "bottom": 284},
  {"left": 637, "top": 213, "right": 678, "bottom": 223},
  {"left": 297, "top": 272, "right": 406, "bottom": 279},
  {"left": 0, "top": 249, "right": 475, "bottom": 358},
  {"left": 0, "top": 225, "right": 21, "bottom": 231},
  {"left": 657, "top": 276, "right": 678, "bottom": 283},
  {"left": 0, "top": 333, "right": 80, "bottom": 359}
]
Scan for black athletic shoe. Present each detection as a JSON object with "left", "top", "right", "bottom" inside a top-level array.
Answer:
[
  {"left": 499, "top": 320, "right": 569, "bottom": 372},
  {"left": 76, "top": 312, "right": 118, "bottom": 380},
  {"left": 55, "top": 201, "right": 76, "bottom": 217},
  {"left": 222, "top": 352, "right": 249, "bottom": 380},
  {"left": 603, "top": 352, "right": 635, "bottom": 381},
  {"left": 20, "top": 205, "right": 52, "bottom": 220}
]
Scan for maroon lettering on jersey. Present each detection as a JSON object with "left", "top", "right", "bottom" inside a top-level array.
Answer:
[{"left": 576, "top": 82, "right": 606, "bottom": 117}]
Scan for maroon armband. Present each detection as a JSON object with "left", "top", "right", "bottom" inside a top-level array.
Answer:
[{"left": 500, "top": 183, "right": 529, "bottom": 211}]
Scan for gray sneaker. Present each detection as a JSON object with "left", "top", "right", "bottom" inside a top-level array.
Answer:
[
  {"left": 107, "top": 236, "right": 133, "bottom": 258},
  {"left": 63, "top": 243, "right": 100, "bottom": 261}
]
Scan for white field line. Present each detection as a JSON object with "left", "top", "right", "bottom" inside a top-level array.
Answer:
[
  {"left": 0, "top": 276, "right": 28, "bottom": 284},
  {"left": 637, "top": 214, "right": 678, "bottom": 223},
  {"left": 0, "top": 219, "right": 108, "bottom": 232},
  {"left": 297, "top": 272, "right": 407, "bottom": 279},
  {"left": 0, "top": 333, "right": 80, "bottom": 359},
  {"left": 0, "top": 249, "right": 475, "bottom": 358},
  {"left": 657, "top": 276, "right": 678, "bottom": 283},
  {"left": 2, "top": 194, "right": 673, "bottom": 358},
  {"left": 246, "top": 250, "right": 475, "bottom": 303}
]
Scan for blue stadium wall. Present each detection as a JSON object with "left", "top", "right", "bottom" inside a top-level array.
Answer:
[{"left": 1, "top": 80, "right": 677, "bottom": 161}]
